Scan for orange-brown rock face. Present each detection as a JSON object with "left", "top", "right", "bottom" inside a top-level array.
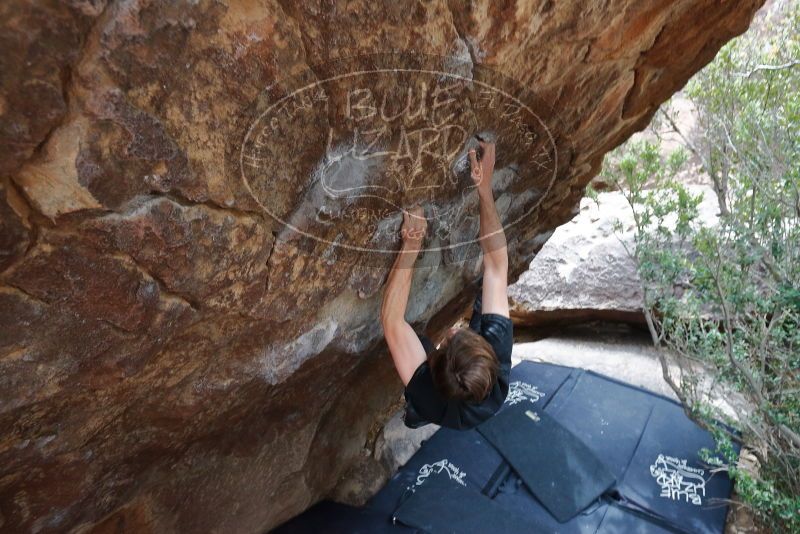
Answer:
[{"left": 0, "top": 1, "right": 762, "bottom": 532}]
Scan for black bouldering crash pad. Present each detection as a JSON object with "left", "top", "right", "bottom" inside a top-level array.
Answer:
[
  {"left": 478, "top": 404, "right": 616, "bottom": 522},
  {"left": 273, "top": 361, "right": 738, "bottom": 534}
]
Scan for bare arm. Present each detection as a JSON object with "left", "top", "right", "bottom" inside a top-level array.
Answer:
[
  {"left": 381, "top": 207, "right": 428, "bottom": 385},
  {"left": 470, "top": 142, "right": 510, "bottom": 317}
]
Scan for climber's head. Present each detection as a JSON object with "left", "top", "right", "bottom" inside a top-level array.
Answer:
[{"left": 429, "top": 327, "right": 499, "bottom": 402}]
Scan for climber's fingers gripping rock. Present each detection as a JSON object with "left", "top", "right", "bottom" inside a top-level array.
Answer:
[
  {"left": 400, "top": 205, "right": 427, "bottom": 247},
  {"left": 469, "top": 139, "right": 496, "bottom": 190}
]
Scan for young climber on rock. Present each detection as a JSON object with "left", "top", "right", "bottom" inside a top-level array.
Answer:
[{"left": 380, "top": 138, "right": 513, "bottom": 430}]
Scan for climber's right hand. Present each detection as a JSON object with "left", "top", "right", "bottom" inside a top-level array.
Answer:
[{"left": 469, "top": 140, "right": 496, "bottom": 192}]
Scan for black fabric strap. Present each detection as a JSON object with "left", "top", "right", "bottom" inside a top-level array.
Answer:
[
  {"left": 481, "top": 462, "right": 511, "bottom": 498},
  {"left": 393, "top": 474, "right": 538, "bottom": 533}
]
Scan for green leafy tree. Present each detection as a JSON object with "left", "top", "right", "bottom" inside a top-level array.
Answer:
[{"left": 601, "top": 4, "right": 800, "bottom": 531}]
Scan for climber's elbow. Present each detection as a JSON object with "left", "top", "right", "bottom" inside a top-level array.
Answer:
[
  {"left": 380, "top": 306, "right": 400, "bottom": 333},
  {"left": 483, "top": 247, "right": 508, "bottom": 277}
]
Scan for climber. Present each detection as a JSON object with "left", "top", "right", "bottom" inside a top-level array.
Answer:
[{"left": 380, "top": 138, "right": 513, "bottom": 430}]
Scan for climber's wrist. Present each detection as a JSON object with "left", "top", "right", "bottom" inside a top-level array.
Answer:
[
  {"left": 477, "top": 182, "right": 494, "bottom": 201},
  {"left": 400, "top": 239, "right": 423, "bottom": 256}
]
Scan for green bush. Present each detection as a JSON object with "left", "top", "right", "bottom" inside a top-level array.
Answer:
[{"left": 601, "top": 5, "right": 800, "bottom": 531}]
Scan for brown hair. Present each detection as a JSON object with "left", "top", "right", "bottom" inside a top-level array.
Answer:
[{"left": 429, "top": 328, "right": 499, "bottom": 402}]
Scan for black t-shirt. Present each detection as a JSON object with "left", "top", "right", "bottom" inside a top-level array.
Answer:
[{"left": 404, "top": 298, "right": 513, "bottom": 430}]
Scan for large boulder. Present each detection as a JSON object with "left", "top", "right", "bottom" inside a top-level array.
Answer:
[
  {"left": 509, "top": 185, "right": 720, "bottom": 328},
  {"left": 0, "top": 1, "right": 763, "bottom": 532}
]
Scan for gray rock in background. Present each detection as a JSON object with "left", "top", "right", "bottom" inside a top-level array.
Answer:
[{"left": 509, "top": 185, "right": 720, "bottom": 327}]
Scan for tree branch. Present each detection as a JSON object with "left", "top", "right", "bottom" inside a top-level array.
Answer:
[{"left": 733, "top": 59, "right": 800, "bottom": 78}]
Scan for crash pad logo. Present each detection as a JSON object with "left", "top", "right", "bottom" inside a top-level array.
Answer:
[
  {"left": 407, "top": 459, "right": 467, "bottom": 493},
  {"left": 239, "top": 53, "right": 567, "bottom": 265},
  {"left": 505, "top": 381, "right": 545, "bottom": 406},
  {"left": 649, "top": 454, "right": 707, "bottom": 505}
]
